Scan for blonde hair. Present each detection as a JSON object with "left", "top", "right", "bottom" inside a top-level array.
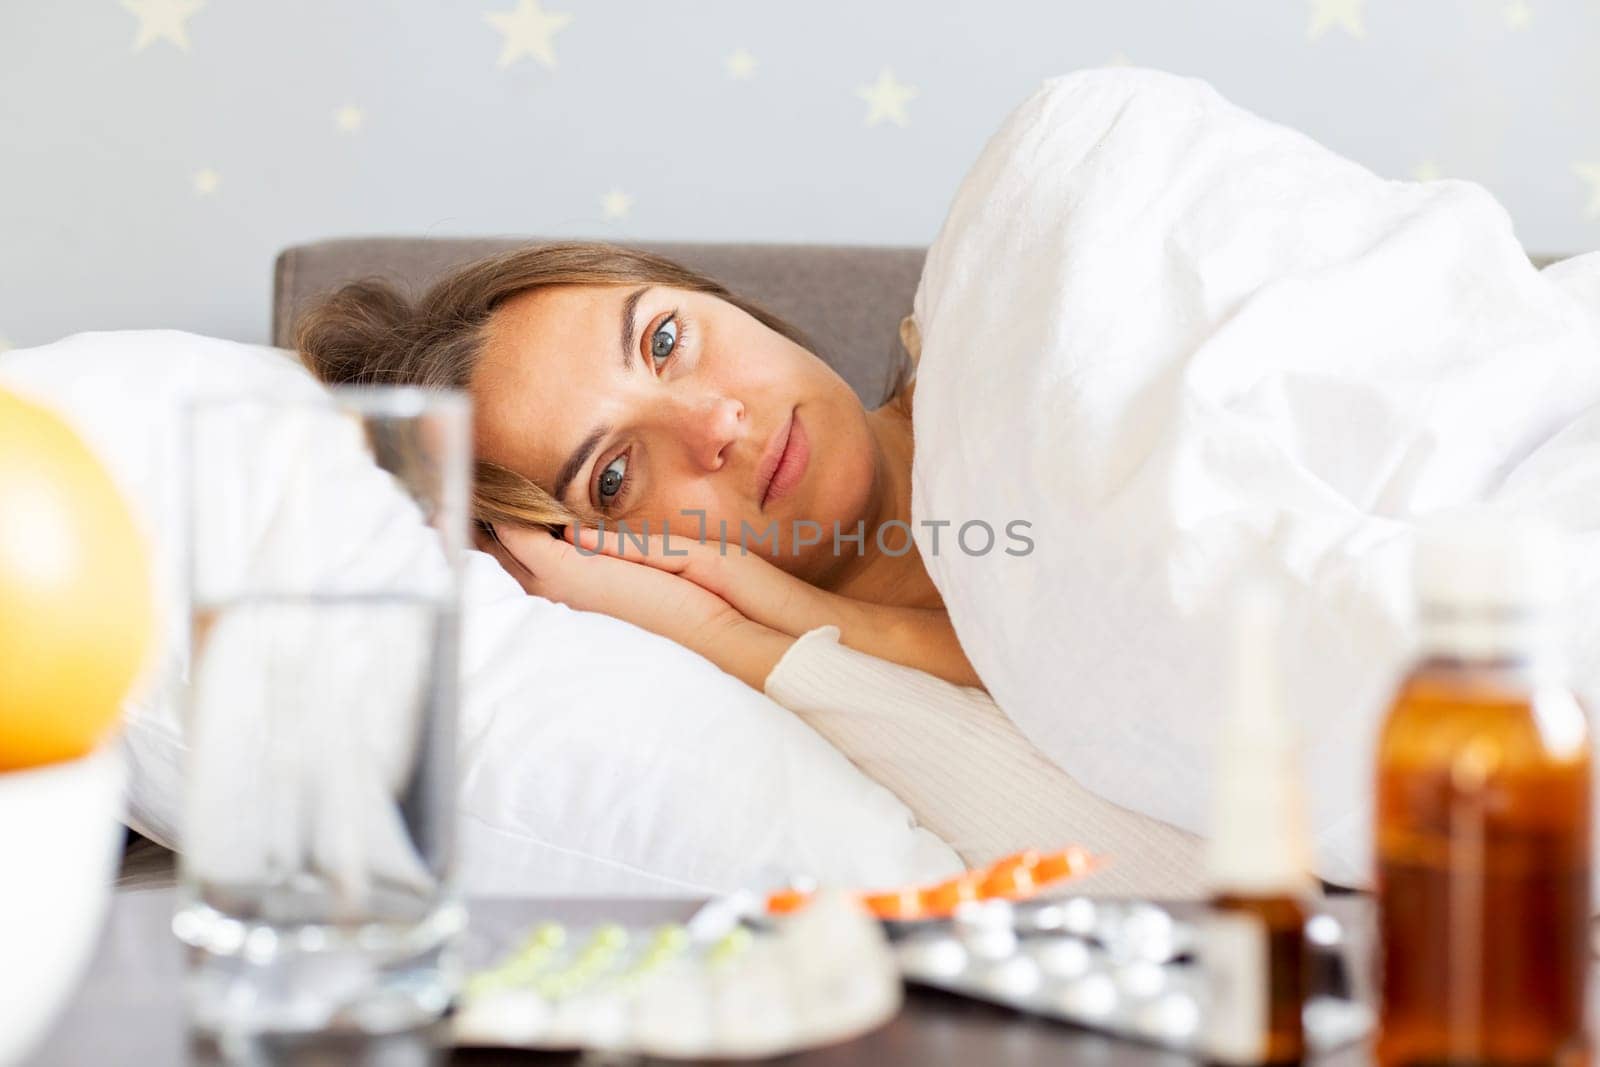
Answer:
[{"left": 296, "top": 241, "right": 820, "bottom": 532}]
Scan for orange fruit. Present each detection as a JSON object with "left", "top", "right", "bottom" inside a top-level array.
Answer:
[{"left": 0, "top": 387, "right": 153, "bottom": 769}]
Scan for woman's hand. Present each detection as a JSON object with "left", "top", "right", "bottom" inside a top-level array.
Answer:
[
  {"left": 479, "top": 524, "right": 794, "bottom": 690},
  {"left": 562, "top": 525, "right": 986, "bottom": 690}
]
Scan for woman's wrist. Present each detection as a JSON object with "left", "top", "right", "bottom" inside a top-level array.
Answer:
[
  {"left": 685, "top": 614, "right": 796, "bottom": 692},
  {"left": 829, "top": 601, "right": 985, "bottom": 690}
]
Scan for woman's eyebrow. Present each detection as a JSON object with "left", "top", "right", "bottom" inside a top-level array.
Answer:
[
  {"left": 619, "top": 285, "right": 650, "bottom": 369},
  {"left": 553, "top": 423, "right": 610, "bottom": 505},
  {"left": 551, "top": 285, "right": 652, "bottom": 505}
]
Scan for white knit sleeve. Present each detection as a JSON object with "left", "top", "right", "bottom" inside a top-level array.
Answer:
[{"left": 763, "top": 626, "right": 1207, "bottom": 899}]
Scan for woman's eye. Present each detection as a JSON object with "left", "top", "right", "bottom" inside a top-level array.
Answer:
[
  {"left": 597, "top": 453, "right": 627, "bottom": 505},
  {"left": 650, "top": 315, "right": 678, "bottom": 367}
]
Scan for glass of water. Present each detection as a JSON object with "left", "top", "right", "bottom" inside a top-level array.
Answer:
[{"left": 175, "top": 387, "right": 470, "bottom": 1042}]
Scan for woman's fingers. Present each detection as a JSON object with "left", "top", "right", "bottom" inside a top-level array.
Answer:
[
  {"left": 475, "top": 525, "right": 538, "bottom": 591},
  {"left": 493, "top": 522, "right": 574, "bottom": 580},
  {"left": 564, "top": 524, "right": 695, "bottom": 574},
  {"left": 485, "top": 523, "right": 613, "bottom": 608},
  {"left": 485, "top": 523, "right": 746, "bottom": 645},
  {"left": 562, "top": 523, "right": 848, "bottom": 639}
]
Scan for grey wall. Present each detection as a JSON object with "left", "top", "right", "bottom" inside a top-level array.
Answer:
[{"left": 2, "top": 0, "right": 1598, "bottom": 351}]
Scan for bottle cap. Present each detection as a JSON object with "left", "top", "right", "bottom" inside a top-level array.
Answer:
[{"left": 1414, "top": 513, "right": 1567, "bottom": 614}]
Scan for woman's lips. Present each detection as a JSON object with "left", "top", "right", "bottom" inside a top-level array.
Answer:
[{"left": 757, "top": 409, "right": 809, "bottom": 510}]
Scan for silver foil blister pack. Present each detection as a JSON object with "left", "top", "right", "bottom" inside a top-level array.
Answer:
[{"left": 890, "top": 896, "right": 1372, "bottom": 1053}]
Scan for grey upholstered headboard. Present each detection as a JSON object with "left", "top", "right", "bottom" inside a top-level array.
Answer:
[
  {"left": 272, "top": 238, "right": 1573, "bottom": 407},
  {"left": 272, "top": 237, "right": 925, "bottom": 405}
]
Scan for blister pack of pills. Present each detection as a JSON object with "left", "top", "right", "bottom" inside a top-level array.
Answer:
[
  {"left": 769, "top": 848, "right": 1099, "bottom": 920},
  {"left": 452, "top": 891, "right": 902, "bottom": 1059},
  {"left": 890, "top": 896, "right": 1373, "bottom": 1053}
]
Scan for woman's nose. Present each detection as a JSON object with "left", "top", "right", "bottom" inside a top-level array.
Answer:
[{"left": 677, "top": 393, "right": 746, "bottom": 471}]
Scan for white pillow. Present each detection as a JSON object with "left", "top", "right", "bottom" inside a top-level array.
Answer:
[{"left": 0, "top": 330, "right": 962, "bottom": 895}]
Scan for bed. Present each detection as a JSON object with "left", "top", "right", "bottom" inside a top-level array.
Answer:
[{"left": 116, "top": 235, "right": 1572, "bottom": 891}]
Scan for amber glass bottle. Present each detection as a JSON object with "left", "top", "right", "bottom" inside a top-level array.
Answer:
[
  {"left": 1375, "top": 521, "right": 1591, "bottom": 1067},
  {"left": 1203, "top": 589, "right": 1312, "bottom": 1065},
  {"left": 1205, "top": 893, "right": 1309, "bottom": 1064}
]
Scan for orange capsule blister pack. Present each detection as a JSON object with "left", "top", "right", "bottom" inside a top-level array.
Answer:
[{"left": 767, "top": 846, "right": 1101, "bottom": 922}]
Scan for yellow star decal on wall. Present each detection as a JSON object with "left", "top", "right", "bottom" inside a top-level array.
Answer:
[
  {"left": 334, "top": 105, "right": 365, "bottom": 133},
  {"left": 601, "top": 189, "right": 633, "bottom": 220},
  {"left": 1575, "top": 163, "right": 1600, "bottom": 221},
  {"left": 192, "top": 168, "right": 220, "bottom": 196},
  {"left": 1308, "top": 0, "right": 1365, "bottom": 40},
  {"left": 485, "top": 0, "right": 573, "bottom": 70},
  {"left": 1411, "top": 161, "right": 1443, "bottom": 181},
  {"left": 121, "top": 0, "right": 205, "bottom": 52},
  {"left": 856, "top": 69, "right": 917, "bottom": 128},
  {"left": 1504, "top": 1, "right": 1532, "bottom": 30},
  {"left": 725, "top": 48, "right": 757, "bottom": 81}
]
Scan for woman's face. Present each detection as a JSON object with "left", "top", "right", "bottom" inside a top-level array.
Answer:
[{"left": 473, "top": 283, "right": 880, "bottom": 577}]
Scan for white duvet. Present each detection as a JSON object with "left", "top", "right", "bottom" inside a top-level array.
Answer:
[{"left": 910, "top": 68, "right": 1600, "bottom": 887}]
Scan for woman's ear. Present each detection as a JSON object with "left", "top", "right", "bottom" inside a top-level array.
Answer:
[
  {"left": 898, "top": 314, "right": 923, "bottom": 367},
  {"left": 471, "top": 520, "right": 498, "bottom": 554}
]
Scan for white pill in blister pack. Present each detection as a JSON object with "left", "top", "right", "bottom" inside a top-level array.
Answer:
[
  {"left": 1059, "top": 972, "right": 1119, "bottom": 1019},
  {"left": 960, "top": 925, "right": 1018, "bottom": 961},
  {"left": 982, "top": 955, "right": 1042, "bottom": 998},
  {"left": 897, "top": 936, "right": 968, "bottom": 979},
  {"left": 1136, "top": 991, "right": 1201, "bottom": 1042},
  {"left": 1113, "top": 960, "right": 1167, "bottom": 1000},
  {"left": 1027, "top": 936, "right": 1091, "bottom": 979},
  {"left": 1060, "top": 897, "right": 1098, "bottom": 937},
  {"left": 1119, "top": 904, "right": 1183, "bottom": 962}
]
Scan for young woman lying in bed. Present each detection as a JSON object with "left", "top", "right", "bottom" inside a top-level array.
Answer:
[
  {"left": 298, "top": 68, "right": 1600, "bottom": 890},
  {"left": 297, "top": 243, "right": 981, "bottom": 692}
]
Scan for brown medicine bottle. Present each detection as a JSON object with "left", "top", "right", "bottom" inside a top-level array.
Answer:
[
  {"left": 1375, "top": 520, "right": 1591, "bottom": 1066},
  {"left": 1202, "top": 589, "right": 1312, "bottom": 1065}
]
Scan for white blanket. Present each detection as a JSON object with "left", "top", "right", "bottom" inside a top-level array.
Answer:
[{"left": 909, "top": 68, "right": 1600, "bottom": 887}]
